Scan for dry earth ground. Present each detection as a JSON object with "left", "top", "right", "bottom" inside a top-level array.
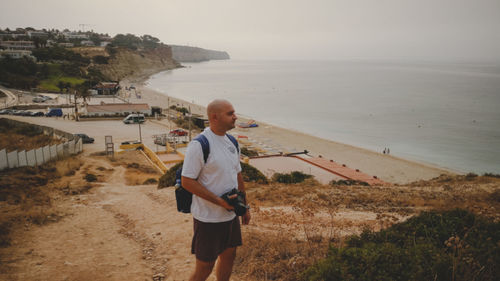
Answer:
[{"left": 1, "top": 150, "right": 499, "bottom": 281}]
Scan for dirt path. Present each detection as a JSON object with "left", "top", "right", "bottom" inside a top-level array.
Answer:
[{"left": 0, "top": 156, "right": 204, "bottom": 281}]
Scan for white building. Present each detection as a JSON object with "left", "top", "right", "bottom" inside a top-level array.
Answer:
[
  {"left": 62, "top": 32, "right": 89, "bottom": 40},
  {"left": 0, "top": 33, "right": 25, "bottom": 39},
  {"left": 0, "top": 49, "right": 36, "bottom": 60},
  {"left": 27, "top": 30, "right": 48, "bottom": 38},
  {"left": 81, "top": 40, "right": 95, "bottom": 46},
  {"left": 0, "top": 40, "right": 35, "bottom": 50},
  {"left": 57, "top": 42, "right": 75, "bottom": 48}
]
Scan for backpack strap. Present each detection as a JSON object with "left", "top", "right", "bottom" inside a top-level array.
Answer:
[
  {"left": 226, "top": 133, "right": 239, "bottom": 153},
  {"left": 193, "top": 133, "right": 239, "bottom": 163},
  {"left": 193, "top": 134, "right": 210, "bottom": 163}
]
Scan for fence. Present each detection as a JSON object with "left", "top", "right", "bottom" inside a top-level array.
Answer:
[{"left": 0, "top": 119, "right": 82, "bottom": 171}]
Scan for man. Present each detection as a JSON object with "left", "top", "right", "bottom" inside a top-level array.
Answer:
[{"left": 182, "top": 99, "right": 251, "bottom": 281}]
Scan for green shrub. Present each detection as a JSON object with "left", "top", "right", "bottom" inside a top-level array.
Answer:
[
  {"left": 241, "top": 162, "right": 268, "bottom": 184},
  {"left": 483, "top": 173, "right": 500, "bottom": 178},
  {"left": 143, "top": 178, "right": 158, "bottom": 185},
  {"left": 241, "top": 147, "right": 259, "bottom": 157},
  {"left": 170, "top": 105, "right": 189, "bottom": 114},
  {"left": 330, "top": 179, "right": 370, "bottom": 186},
  {"left": 158, "top": 161, "right": 183, "bottom": 189},
  {"left": 301, "top": 209, "right": 500, "bottom": 281},
  {"left": 465, "top": 173, "right": 478, "bottom": 180},
  {"left": 272, "top": 171, "right": 312, "bottom": 184},
  {"left": 0, "top": 120, "right": 43, "bottom": 137},
  {"left": 173, "top": 117, "right": 197, "bottom": 130},
  {"left": 158, "top": 161, "right": 268, "bottom": 189},
  {"left": 93, "top": 55, "right": 109, "bottom": 64},
  {"left": 84, "top": 173, "right": 97, "bottom": 182}
]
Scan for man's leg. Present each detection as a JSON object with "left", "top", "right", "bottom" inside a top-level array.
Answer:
[
  {"left": 189, "top": 259, "right": 216, "bottom": 281},
  {"left": 215, "top": 247, "right": 237, "bottom": 281}
]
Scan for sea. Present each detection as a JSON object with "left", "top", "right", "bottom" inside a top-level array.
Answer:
[{"left": 145, "top": 60, "right": 500, "bottom": 174}]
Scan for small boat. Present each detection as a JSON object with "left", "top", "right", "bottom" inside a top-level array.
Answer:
[{"left": 237, "top": 120, "right": 258, "bottom": 128}]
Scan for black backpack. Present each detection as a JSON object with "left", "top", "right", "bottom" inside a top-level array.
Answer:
[{"left": 175, "top": 133, "right": 239, "bottom": 213}]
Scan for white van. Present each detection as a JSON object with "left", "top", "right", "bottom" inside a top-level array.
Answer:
[{"left": 123, "top": 114, "right": 145, "bottom": 124}]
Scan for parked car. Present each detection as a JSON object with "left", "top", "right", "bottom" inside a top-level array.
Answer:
[
  {"left": 32, "top": 95, "right": 51, "bottom": 103},
  {"left": 0, "top": 109, "right": 12, "bottom": 115},
  {"left": 169, "top": 129, "right": 188, "bottom": 136},
  {"left": 121, "top": 140, "right": 142, "bottom": 145},
  {"left": 123, "top": 113, "right": 145, "bottom": 124},
  {"left": 20, "top": 111, "right": 32, "bottom": 116},
  {"left": 45, "top": 108, "right": 63, "bottom": 117},
  {"left": 12, "top": 110, "right": 25, "bottom": 115},
  {"left": 30, "top": 111, "right": 45, "bottom": 116},
  {"left": 74, "top": 133, "right": 94, "bottom": 144}
]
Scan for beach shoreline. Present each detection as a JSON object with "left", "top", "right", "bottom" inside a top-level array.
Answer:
[{"left": 121, "top": 70, "right": 454, "bottom": 184}]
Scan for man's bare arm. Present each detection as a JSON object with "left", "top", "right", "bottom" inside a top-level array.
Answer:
[
  {"left": 237, "top": 172, "right": 251, "bottom": 225},
  {"left": 181, "top": 176, "right": 234, "bottom": 210},
  {"left": 237, "top": 172, "right": 246, "bottom": 194}
]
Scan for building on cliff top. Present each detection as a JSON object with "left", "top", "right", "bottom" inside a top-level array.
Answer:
[{"left": 0, "top": 40, "right": 35, "bottom": 50}]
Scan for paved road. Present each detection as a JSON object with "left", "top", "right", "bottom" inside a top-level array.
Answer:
[
  {"left": 4, "top": 116, "right": 175, "bottom": 154},
  {"left": 0, "top": 86, "right": 18, "bottom": 108}
]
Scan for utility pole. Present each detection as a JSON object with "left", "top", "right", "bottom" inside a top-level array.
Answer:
[
  {"left": 167, "top": 97, "right": 171, "bottom": 132},
  {"left": 188, "top": 105, "right": 192, "bottom": 141},
  {"left": 138, "top": 112, "right": 143, "bottom": 143},
  {"left": 73, "top": 90, "right": 79, "bottom": 121}
]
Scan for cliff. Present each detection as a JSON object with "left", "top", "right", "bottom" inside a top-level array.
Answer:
[
  {"left": 73, "top": 46, "right": 181, "bottom": 81},
  {"left": 101, "top": 46, "right": 181, "bottom": 81},
  {"left": 169, "top": 45, "right": 230, "bottom": 62}
]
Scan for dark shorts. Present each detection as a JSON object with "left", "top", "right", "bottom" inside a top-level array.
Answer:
[{"left": 191, "top": 216, "right": 242, "bottom": 262}]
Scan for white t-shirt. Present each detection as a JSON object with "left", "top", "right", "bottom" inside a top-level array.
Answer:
[{"left": 181, "top": 127, "right": 242, "bottom": 223}]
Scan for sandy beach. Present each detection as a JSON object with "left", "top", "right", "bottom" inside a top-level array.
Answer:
[{"left": 120, "top": 75, "right": 452, "bottom": 184}]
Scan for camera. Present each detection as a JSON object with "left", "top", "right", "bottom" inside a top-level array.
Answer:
[{"left": 221, "top": 188, "right": 249, "bottom": 216}]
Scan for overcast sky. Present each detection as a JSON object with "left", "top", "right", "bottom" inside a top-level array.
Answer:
[{"left": 1, "top": 0, "right": 500, "bottom": 61}]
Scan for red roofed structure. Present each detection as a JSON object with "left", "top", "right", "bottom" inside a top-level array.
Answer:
[{"left": 93, "top": 82, "right": 120, "bottom": 95}]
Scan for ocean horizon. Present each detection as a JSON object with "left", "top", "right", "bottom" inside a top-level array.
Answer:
[{"left": 145, "top": 59, "right": 500, "bottom": 174}]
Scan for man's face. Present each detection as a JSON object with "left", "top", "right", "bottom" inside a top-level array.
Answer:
[{"left": 217, "top": 102, "right": 237, "bottom": 131}]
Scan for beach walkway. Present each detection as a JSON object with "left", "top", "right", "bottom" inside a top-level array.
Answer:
[{"left": 294, "top": 155, "right": 387, "bottom": 186}]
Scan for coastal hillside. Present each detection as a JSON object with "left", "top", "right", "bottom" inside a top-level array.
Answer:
[
  {"left": 0, "top": 29, "right": 181, "bottom": 91},
  {"left": 170, "top": 45, "right": 230, "bottom": 62},
  {"left": 72, "top": 45, "right": 181, "bottom": 81}
]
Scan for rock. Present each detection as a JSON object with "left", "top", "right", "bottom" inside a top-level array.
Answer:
[{"left": 152, "top": 273, "right": 165, "bottom": 281}]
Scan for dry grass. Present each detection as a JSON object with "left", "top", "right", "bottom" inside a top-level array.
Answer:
[
  {"left": 247, "top": 174, "right": 500, "bottom": 219},
  {"left": 97, "top": 151, "right": 162, "bottom": 185},
  {"left": 88, "top": 151, "right": 161, "bottom": 185},
  {"left": 234, "top": 174, "right": 500, "bottom": 280},
  {"left": 236, "top": 228, "right": 329, "bottom": 281},
  {"left": 0, "top": 119, "right": 64, "bottom": 152},
  {"left": 0, "top": 156, "right": 88, "bottom": 247},
  {"left": 0, "top": 150, "right": 163, "bottom": 248},
  {"left": 0, "top": 132, "right": 64, "bottom": 152}
]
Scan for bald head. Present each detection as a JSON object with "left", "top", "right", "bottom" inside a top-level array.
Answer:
[
  {"left": 207, "top": 99, "right": 232, "bottom": 121},
  {"left": 207, "top": 99, "right": 237, "bottom": 135}
]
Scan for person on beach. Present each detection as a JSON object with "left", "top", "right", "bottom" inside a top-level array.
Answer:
[{"left": 181, "top": 99, "right": 251, "bottom": 281}]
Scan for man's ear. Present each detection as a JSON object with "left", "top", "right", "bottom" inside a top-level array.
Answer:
[{"left": 211, "top": 112, "right": 219, "bottom": 122}]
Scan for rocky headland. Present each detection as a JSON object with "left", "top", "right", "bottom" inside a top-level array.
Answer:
[{"left": 169, "top": 45, "right": 230, "bottom": 62}]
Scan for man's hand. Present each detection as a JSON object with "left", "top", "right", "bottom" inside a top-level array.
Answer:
[
  {"left": 217, "top": 196, "right": 235, "bottom": 211},
  {"left": 241, "top": 209, "right": 251, "bottom": 225}
]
